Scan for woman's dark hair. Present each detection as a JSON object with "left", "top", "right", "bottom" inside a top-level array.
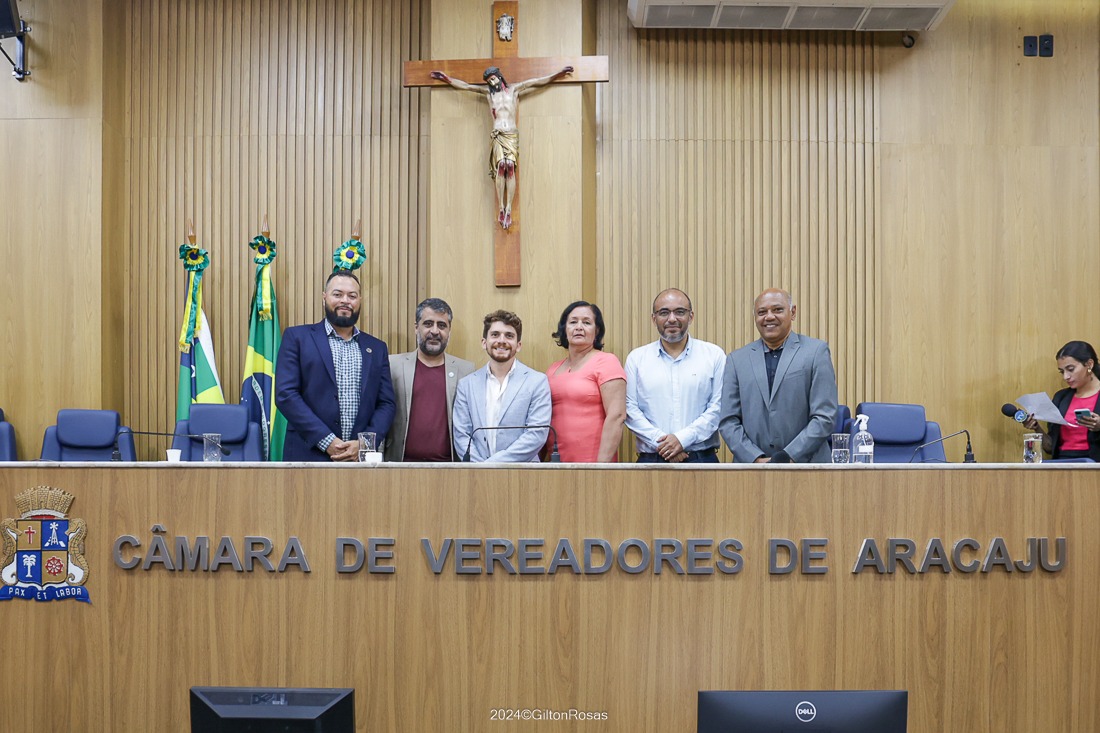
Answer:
[
  {"left": 552, "top": 301, "right": 605, "bottom": 350},
  {"left": 1056, "top": 340, "right": 1099, "bottom": 368}
]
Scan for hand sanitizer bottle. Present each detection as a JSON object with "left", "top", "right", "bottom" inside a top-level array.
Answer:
[{"left": 852, "top": 413, "right": 874, "bottom": 464}]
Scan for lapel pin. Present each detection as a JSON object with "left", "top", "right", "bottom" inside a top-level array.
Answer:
[{"left": 366, "top": 347, "right": 373, "bottom": 354}]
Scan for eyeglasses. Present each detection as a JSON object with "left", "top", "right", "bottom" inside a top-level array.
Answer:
[{"left": 654, "top": 308, "right": 691, "bottom": 319}]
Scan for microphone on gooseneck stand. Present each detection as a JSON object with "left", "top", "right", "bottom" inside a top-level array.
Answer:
[
  {"left": 112, "top": 428, "right": 230, "bottom": 461},
  {"left": 462, "top": 425, "right": 560, "bottom": 463},
  {"left": 1001, "top": 403, "right": 1028, "bottom": 423},
  {"left": 909, "top": 429, "right": 975, "bottom": 463}
]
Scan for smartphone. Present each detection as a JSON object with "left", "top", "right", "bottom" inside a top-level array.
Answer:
[{"left": 1074, "top": 409, "right": 1091, "bottom": 422}]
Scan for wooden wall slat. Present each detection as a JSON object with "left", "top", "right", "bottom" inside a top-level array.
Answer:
[
  {"left": 595, "top": 16, "right": 877, "bottom": 457},
  {"left": 116, "top": 0, "right": 425, "bottom": 456}
]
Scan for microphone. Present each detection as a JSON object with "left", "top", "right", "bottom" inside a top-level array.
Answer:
[
  {"left": 112, "top": 428, "right": 230, "bottom": 461},
  {"left": 462, "top": 424, "right": 559, "bottom": 463},
  {"left": 1001, "top": 403, "right": 1027, "bottom": 423},
  {"left": 909, "top": 429, "right": 975, "bottom": 463},
  {"left": 769, "top": 449, "right": 792, "bottom": 464}
]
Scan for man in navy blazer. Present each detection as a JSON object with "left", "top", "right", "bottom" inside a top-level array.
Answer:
[
  {"left": 275, "top": 271, "right": 396, "bottom": 462},
  {"left": 453, "top": 309, "right": 551, "bottom": 462},
  {"left": 719, "top": 288, "right": 838, "bottom": 463}
]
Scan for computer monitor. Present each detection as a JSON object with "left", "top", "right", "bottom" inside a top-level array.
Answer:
[
  {"left": 698, "top": 690, "right": 907, "bottom": 732},
  {"left": 189, "top": 687, "right": 355, "bottom": 733}
]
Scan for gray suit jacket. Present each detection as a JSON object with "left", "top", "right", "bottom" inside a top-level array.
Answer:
[
  {"left": 719, "top": 332, "right": 838, "bottom": 463},
  {"left": 452, "top": 361, "right": 552, "bottom": 462},
  {"left": 384, "top": 351, "right": 475, "bottom": 461}
]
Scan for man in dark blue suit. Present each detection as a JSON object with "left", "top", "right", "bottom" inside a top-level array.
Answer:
[{"left": 275, "top": 271, "right": 396, "bottom": 462}]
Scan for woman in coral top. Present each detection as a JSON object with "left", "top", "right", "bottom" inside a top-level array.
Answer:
[
  {"left": 545, "top": 301, "right": 626, "bottom": 462},
  {"left": 1023, "top": 340, "right": 1100, "bottom": 460}
]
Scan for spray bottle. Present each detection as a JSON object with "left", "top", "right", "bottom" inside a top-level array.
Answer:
[{"left": 852, "top": 413, "right": 874, "bottom": 464}]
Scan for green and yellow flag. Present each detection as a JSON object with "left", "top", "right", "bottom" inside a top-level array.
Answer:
[
  {"left": 240, "top": 233, "right": 285, "bottom": 460},
  {"left": 176, "top": 242, "right": 225, "bottom": 421}
]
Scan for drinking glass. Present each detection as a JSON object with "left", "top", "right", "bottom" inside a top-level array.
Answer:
[
  {"left": 1023, "top": 433, "right": 1043, "bottom": 464},
  {"left": 830, "top": 433, "right": 850, "bottom": 464},
  {"left": 202, "top": 433, "right": 222, "bottom": 463},
  {"left": 358, "top": 432, "right": 378, "bottom": 462}
]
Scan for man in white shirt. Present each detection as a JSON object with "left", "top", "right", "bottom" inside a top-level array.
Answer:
[
  {"left": 625, "top": 289, "right": 726, "bottom": 463},
  {"left": 452, "top": 310, "right": 551, "bottom": 462}
]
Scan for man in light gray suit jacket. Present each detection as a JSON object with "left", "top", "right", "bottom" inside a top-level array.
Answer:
[
  {"left": 719, "top": 289, "right": 838, "bottom": 463},
  {"left": 386, "top": 298, "right": 475, "bottom": 461},
  {"left": 453, "top": 309, "right": 551, "bottom": 462}
]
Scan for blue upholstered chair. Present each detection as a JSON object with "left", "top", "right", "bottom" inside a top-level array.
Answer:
[
  {"left": 0, "top": 408, "right": 17, "bottom": 461},
  {"left": 40, "top": 409, "right": 136, "bottom": 461},
  {"left": 852, "top": 402, "right": 947, "bottom": 463},
  {"left": 171, "top": 403, "right": 262, "bottom": 461}
]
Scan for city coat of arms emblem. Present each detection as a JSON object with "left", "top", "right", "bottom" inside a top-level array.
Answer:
[{"left": 1, "top": 486, "right": 90, "bottom": 603}]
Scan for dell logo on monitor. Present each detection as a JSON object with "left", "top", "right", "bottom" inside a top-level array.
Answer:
[{"left": 795, "top": 701, "right": 817, "bottom": 722}]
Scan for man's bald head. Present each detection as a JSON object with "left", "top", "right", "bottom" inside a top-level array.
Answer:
[{"left": 753, "top": 288, "right": 797, "bottom": 349}]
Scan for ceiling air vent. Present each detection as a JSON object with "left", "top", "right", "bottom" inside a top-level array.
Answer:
[
  {"left": 644, "top": 4, "right": 717, "bottom": 27},
  {"left": 627, "top": 0, "right": 957, "bottom": 31}
]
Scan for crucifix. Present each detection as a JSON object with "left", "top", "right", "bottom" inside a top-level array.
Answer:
[{"left": 403, "top": 1, "right": 608, "bottom": 287}]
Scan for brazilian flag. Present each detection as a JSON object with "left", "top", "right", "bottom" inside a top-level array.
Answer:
[
  {"left": 176, "top": 242, "right": 225, "bottom": 421},
  {"left": 177, "top": 310, "right": 225, "bottom": 421},
  {"left": 240, "top": 234, "right": 285, "bottom": 460}
]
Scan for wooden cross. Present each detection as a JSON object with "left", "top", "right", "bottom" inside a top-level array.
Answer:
[{"left": 403, "top": 1, "right": 608, "bottom": 287}]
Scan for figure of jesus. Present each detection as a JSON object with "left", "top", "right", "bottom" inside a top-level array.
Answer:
[{"left": 430, "top": 65, "right": 573, "bottom": 230}]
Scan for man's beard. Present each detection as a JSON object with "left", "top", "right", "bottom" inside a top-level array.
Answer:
[
  {"left": 417, "top": 333, "right": 448, "bottom": 357},
  {"left": 488, "top": 79, "right": 503, "bottom": 93},
  {"left": 661, "top": 326, "right": 688, "bottom": 344},
  {"left": 325, "top": 303, "right": 360, "bottom": 328},
  {"left": 487, "top": 344, "right": 515, "bottom": 363}
]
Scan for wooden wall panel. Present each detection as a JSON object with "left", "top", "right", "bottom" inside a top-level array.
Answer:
[
  {"left": 876, "top": 1, "right": 1100, "bottom": 461},
  {"left": 6, "top": 0, "right": 1099, "bottom": 465},
  {"left": 115, "top": 0, "right": 427, "bottom": 456},
  {"left": 0, "top": 0, "right": 106, "bottom": 460},
  {"left": 594, "top": 10, "right": 879, "bottom": 434},
  {"left": 2, "top": 465, "right": 1098, "bottom": 731},
  {"left": 591, "top": 0, "right": 1099, "bottom": 461}
]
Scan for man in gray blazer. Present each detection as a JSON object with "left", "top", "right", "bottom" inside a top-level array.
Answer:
[
  {"left": 452, "top": 309, "right": 551, "bottom": 462},
  {"left": 385, "top": 298, "right": 475, "bottom": 461},
  {"left": 719, "top": 289, "right": 838, "bottom": 463}
]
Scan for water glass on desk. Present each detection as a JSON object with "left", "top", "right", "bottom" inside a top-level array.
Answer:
[
  {"left": 202, "top": 433, "right": 222, "bottom": 463},
  {"left": 830, "top": 433, "right": 850, "bottom": 464},
  {"left": 1023, "top": 433, "right": 1043, "bottom": 464},
  {"left": 358, "top": 432, "right": 379, "bottom": 463}
]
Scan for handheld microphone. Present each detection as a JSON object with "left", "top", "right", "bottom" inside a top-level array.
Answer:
[
  {"left": 462, "top": 424, "right": 560, "bottom": 463},
  {"left": 1001, "top": 403, "right": 1027, "bottom": 423},
  {"left": 909, "top": 429, "right": 975, "bottom": 463},
  {"left": 113, "top": 428, "right": 230, "bottom": 461},
  {"left": 769, "top": 449, "right": 792, "bottom": 464}
]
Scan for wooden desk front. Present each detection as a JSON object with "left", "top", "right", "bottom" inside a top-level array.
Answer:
[{"left": 0, "top": 464, "right": 1096, "bottom": 732}]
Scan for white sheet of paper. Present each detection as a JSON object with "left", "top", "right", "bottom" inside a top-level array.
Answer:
[{"left": 1016, "top": 392, "right": 1072, "bottom": 426}]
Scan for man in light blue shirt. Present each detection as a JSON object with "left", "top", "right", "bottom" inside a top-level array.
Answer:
[{"left": 625, "top": 289, "right": 726, "bottom": 463}]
